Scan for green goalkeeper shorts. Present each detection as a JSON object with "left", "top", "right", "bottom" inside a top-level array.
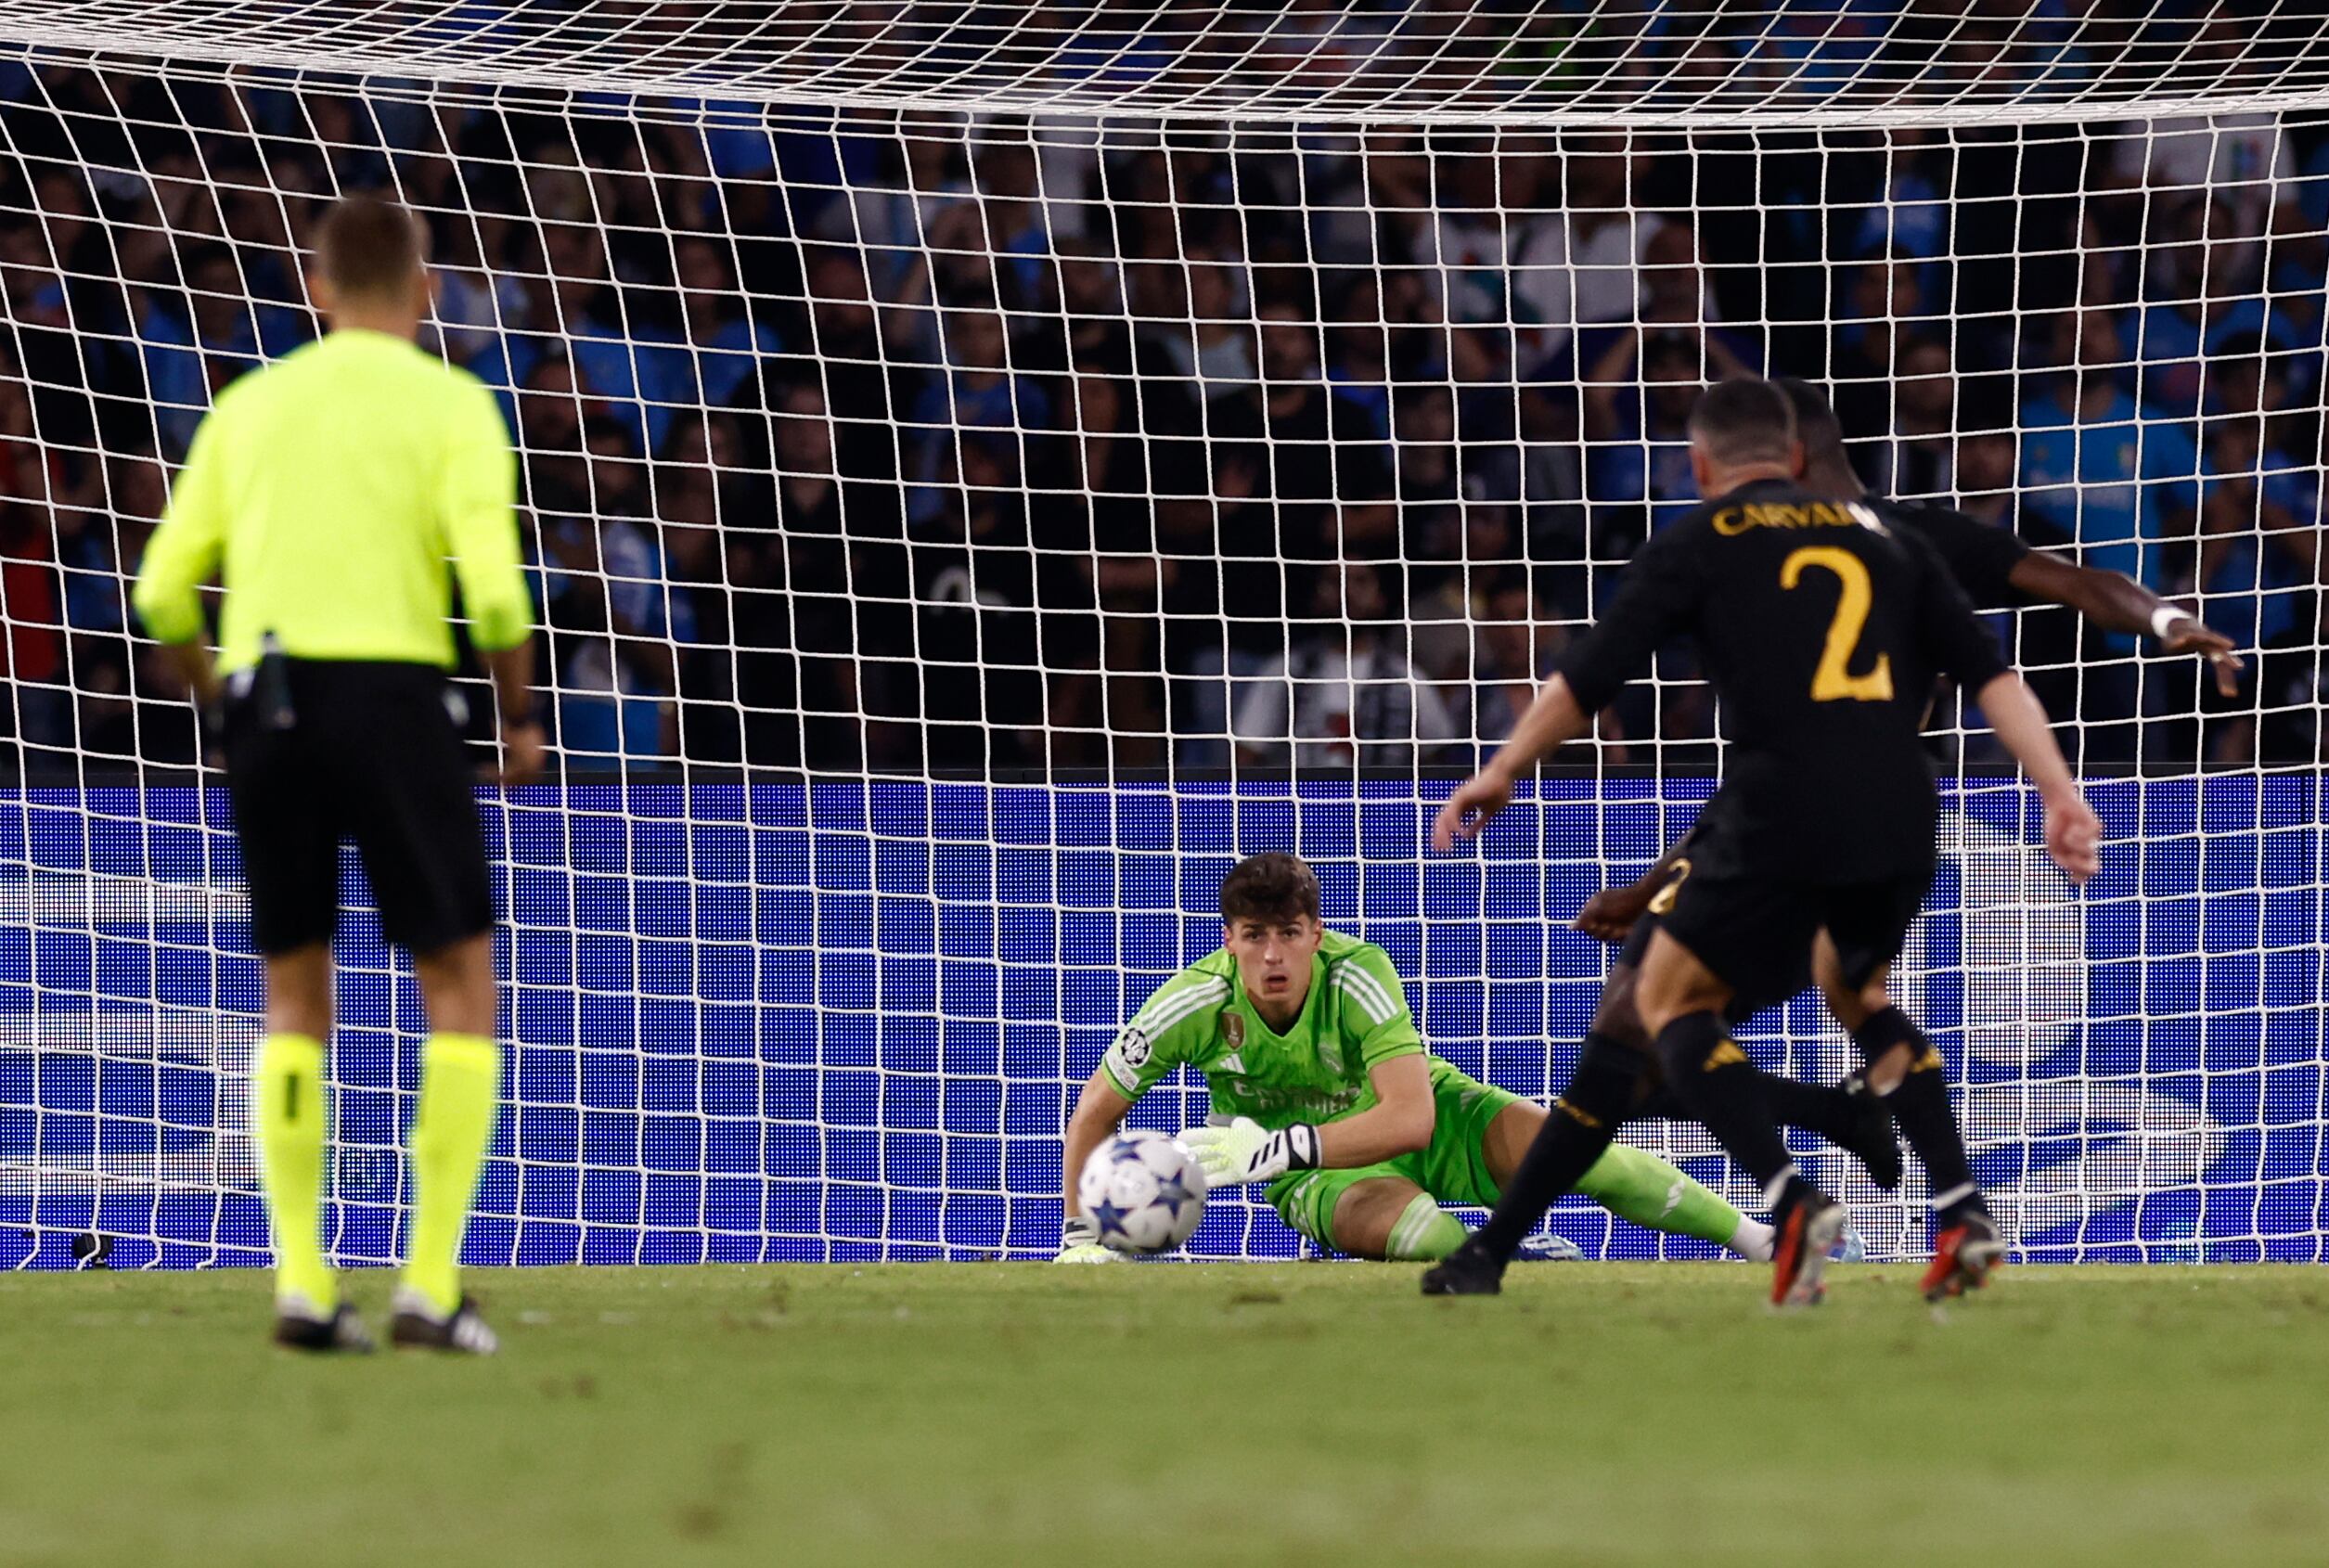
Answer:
[{"left": 1265, "top": 1060, "right": 1522, "bottom": 1249}]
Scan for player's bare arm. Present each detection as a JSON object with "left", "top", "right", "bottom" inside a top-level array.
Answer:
[
  {"left": 1970, "top": 671, "right": 2102, "bottom": 883},
  {"left": 1313, "top": 1055, "right": 1435, "bottom": 1167},
  {"left": 2005, "top": 552, "right": 2243, "bottom": 698},
  {"left": 1574, "top": 845, "right": 1687, "bottom": 943},
  {"left": 1058, "top": 1066, "right": 1138, "bottom": 1260}
]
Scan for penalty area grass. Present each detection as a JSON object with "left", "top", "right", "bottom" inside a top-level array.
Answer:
[{"left": 1, "top": 1262, "right": 2323, "bottom": 1568}]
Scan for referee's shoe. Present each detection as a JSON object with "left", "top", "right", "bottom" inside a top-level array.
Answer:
[
  {"left": 275, "top": 1297, "right": 376, "bottom": 1355},
  {"left": 390, "top": 1288, "right": 499, "bottom": 1356}
]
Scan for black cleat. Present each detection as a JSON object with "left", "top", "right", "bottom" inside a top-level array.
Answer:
[
  {"left": 1771, "top": 1189, "right": 1847, "bottom": 1310},
  {"left": 1421, "top": 1238, "right": 1507, "bottom": 1296},
  {"left": 390, "top": 1289, "right": 500, "bottom": 1355},
  {"left": 1839, "top": 1072, "right": 1905, "bottom": 1192},
  {"left": 274, "top": 1300, "right": 375, "bottom": 1354}
]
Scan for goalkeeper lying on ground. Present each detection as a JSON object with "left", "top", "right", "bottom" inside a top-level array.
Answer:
[{"left": 1058, "top": 852, "right": 1776, "bottom": 1264}]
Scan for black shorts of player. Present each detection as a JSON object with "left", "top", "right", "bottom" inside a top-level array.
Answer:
[
  {"left": 1652, "top": 860, "right": 1930, "bottom": 1012},
  {"left": 1618, "top": 906, "right": 1808, "bottom": 1026},
  {"left": 223, "top": 659, "right": 493, "bottom": 957}
]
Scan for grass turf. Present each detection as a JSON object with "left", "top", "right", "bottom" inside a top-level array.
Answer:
[{"left": 2, "top": 1262, "right": 2323, "bottom": 1568}]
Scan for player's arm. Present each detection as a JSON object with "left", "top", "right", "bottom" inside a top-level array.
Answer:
[
  {"left": 1058, "top": 1065, "right": 1136, "bottom": 1261},
  {"left": 1187, "top": 945, "right": 1433, "bottom": 1184},
  {"left": 1185, "top": 1054, "right": 1434, "bottom": 1188},
  {"left": 1972, "top": 673, "right": 2099, "bottom": 883},
  {"left": 444, "top": 379, "right": 545, "bottom": 783},
  {"left": 1913, "top": 537, "right": 2101, "bottom": 883},
  {"left": 1435, "top": 527, "right": 1698, "bottom": 851},
  {"left": 131, "top": 409, "right": 230, "bottom": 708},
  {"left": 1059, "top": 971, "right": 1213, "bottom": 1257},
  {"left": 1575, "top": 839, "right": 1688, "bottom": 943},
  {"left": 2005, "top": 552, "right": 2243, "bottom": 698}
]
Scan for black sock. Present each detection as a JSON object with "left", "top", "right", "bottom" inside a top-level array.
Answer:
[
  {"left": 1473, "top": 1035, "right": 1642, "bottom": 1262},
  {"left": 1852, "top": 1006, "right": 1979, "bottom": 1217},
  {"left": 1653, "top": 1010, "right": 1800, "bottom": 1202},
  {"left": 1761, "top": 1073, "right": 1860, "bottom": 1143}
]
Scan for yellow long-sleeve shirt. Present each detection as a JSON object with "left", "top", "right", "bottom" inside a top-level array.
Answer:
[{"left": 133, "top": 328, "right": 530, "bottom": 672}]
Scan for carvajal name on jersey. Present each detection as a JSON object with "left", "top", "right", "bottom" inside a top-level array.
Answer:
[{"left": 1711, "top": 500, "right": 1885, "bottom": 535}]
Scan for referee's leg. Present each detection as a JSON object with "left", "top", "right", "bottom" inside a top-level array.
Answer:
[
  {"left": 344, "top": 667, "right": 506, "bottom": 1351},
  {"left": 397, "top": 932, "right": 501, "bottom": 1339},
  {"left": 255, "top": 945, "right": 337, "bottom": 1320}
]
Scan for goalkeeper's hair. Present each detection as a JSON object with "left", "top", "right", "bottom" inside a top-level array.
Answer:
[
  {"left": 1687, "top": 377, "right": 1796, "bottom": 468},
  {"left": 315, "top": 194, "right": 429, "bottom": 301},
  {"left": 1220, "top": 854, "right": 1321, "bottom": 926}
]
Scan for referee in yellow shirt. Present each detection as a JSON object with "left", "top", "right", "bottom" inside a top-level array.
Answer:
[{"left": 134, "top": 195, "right": 543, "bottom": 1355}]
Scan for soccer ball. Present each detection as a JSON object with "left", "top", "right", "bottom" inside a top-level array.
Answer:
[{"left": 1078, "top": 1129, "right": 1207, "bottom": 1254}]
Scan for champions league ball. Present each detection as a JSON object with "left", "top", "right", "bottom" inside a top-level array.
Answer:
[{"left": 1078, "top": 1129, "right": 1207, "bottom": 1254}]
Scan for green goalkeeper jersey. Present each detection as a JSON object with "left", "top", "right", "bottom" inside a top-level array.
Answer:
[{"left": 1099, "top": 930, "right": 1423, "bottom": 1125}]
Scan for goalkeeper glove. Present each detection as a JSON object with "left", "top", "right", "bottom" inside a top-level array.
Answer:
[
  {"left": 1056, "top": 1214, "right": 1119, "bottom": 1264},
  {"left": 1181, "top": 1118, "right": 1321, "bottom": 1187}
]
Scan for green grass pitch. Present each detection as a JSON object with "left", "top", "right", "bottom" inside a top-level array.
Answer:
[{"left": 4, "top": 1262, "right": 2323, "bottom": 1567}]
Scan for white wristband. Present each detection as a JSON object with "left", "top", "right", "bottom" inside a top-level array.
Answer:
[{"left": 2150, "top": 605, "right": 2194, "bottom": 641}]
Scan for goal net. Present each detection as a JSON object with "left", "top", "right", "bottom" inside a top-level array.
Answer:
[{"left": 2, "top": 3, "right": 2324, "bottom": 1269}]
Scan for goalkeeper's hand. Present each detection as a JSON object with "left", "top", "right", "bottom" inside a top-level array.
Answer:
[
  {"left": 1181, "top": 1119, "right": 1321, "bottom": 1187},
  {"left": 1056, "top": 1215, "right": 1119, "bottom": 1263}
]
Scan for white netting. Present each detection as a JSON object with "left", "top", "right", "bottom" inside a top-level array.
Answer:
[{"left": 0, "top": 4, "right": 2323, "bottom": 1267}]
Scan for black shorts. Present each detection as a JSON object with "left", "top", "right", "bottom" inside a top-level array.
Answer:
[
  {"left": 223, "top": 660, "right": 494, "bottom": 956},
  {"left": 1617, "top": 906, "right": 1808, "bottom": 1027},
  {"left": 1652, "top": 860, "right": 1929, "bottom": 1014}
]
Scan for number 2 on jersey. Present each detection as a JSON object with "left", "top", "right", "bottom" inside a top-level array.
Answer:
[{"left": 1780, "top": 546, "right": 1894, "bottom": 702}]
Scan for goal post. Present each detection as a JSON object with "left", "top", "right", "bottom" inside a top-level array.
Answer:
[{"left": 0, "top": 6, "right": 2324, "bottom": 1269}]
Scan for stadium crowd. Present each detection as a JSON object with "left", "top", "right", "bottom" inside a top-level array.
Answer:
[{"left": 2, "top": 9, "right": 2326, "bottom": 777}]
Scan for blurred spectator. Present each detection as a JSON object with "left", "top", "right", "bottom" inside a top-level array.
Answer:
[
  {"left": 2109, "top": 98, "right": 2297, "bottom": 243},
  {"left": 0, "top": 371, "right": 67, "bottom": 762},
  {"left": 1459, "top": 568, "right": 1566, "bottom": 746},
  {"left": 2125, "top": 195, "right": 2315, "bottom": 425},
  {"left": 1584, "top": 326, "right": 1744, "bottom": 544},
  {"left": 2234, "top": 571, "right": 2329, "bottom": 765},
  {"left": 1233, "top": 562, "right": 1455, "bottom": 769},
  {"left": 908, "top": 306, "right": 1049, "bottom": 528},
  {"left": 2018, "top": 309, "right": 2197, "bottom": 598},
  {"left": 2195, "top": 347, "right": 2319, "bottom": 659},
  {"left": 1868, "top": 336, "right": 1959, "bottom": 499}
]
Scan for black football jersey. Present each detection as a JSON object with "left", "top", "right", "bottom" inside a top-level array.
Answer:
[
  {"left": 1876, "top": 497, "right": 2033, "bottom": 611},
  {"left": 1561, "top": 478, "right": 2011, "bottom": 881}
]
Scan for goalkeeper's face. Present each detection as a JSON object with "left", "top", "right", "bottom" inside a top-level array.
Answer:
[{"left": 1224, "top": 916, "right": 1324, "bottom": 1018}]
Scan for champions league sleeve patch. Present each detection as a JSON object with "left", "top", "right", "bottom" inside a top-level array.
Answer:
[{"left": 1113, "top": 1024, "right": 1153, "bottom": 1070}]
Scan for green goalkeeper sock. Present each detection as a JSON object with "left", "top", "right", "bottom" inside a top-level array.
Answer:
[
  {"left": 253, "top": 1032, "right": 335, "bottom": 1311},
  {"left": 1576, "top": 1141, "right": 1769, "bottom": 1258},
  {"left": 1383, "top": 1194, "right": 1473, "bottom": 1261},
  {"left": 402, "top": 1032, "right": 501, "bottom": 1317}
]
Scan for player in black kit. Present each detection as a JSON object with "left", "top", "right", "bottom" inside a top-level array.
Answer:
[
  {"left": 1544, "top": 379, "right": 2243, "bottom": 1301},
  {"left": 1422, "top": 379, "right": 2101, "bottom": 1309}
]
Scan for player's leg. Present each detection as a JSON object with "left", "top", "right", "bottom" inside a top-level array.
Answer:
[
  {"left": 1335, "top": 1177, "right": 1468, "bottom": 1261},
  {"left": 225, "top": 682, "right": 369, "bottom": 1350},
  {"left": 1481, "top": 1099, "right": 1772, "bottom": 1260},
  {"left": 1814, "top": 897, "right": 2002, "bottom": 1300},
  {"left": 1271, "top": 1165, "right": 1467, "bottom": 1260},
  {"left": 1636, "top": 886, "right": 1845, "bottom": 1307},
  {"left": 253, "top": 945, "right": 342, "bottom": 1328},
  {"left": 402, "top": 931, "right": 501, "bottom": 1343},
  {"left": 1609, "top": 918, "right": 1900, "bottom": 1189},
  {"left": 344, "top": 667, "right": 503, "bottom": 1353}
]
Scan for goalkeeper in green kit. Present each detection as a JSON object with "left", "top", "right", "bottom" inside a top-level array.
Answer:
[{"left": 1059, "top": 853, "right": 1776, "bottom": 1264}]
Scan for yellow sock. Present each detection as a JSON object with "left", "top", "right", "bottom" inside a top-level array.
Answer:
[
  {"left": 252, "top": 1033, "right": 334, "bottom": 1311},
  {"left": 403, "top": 1032, "right": 502, "bottom": 1317}
]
